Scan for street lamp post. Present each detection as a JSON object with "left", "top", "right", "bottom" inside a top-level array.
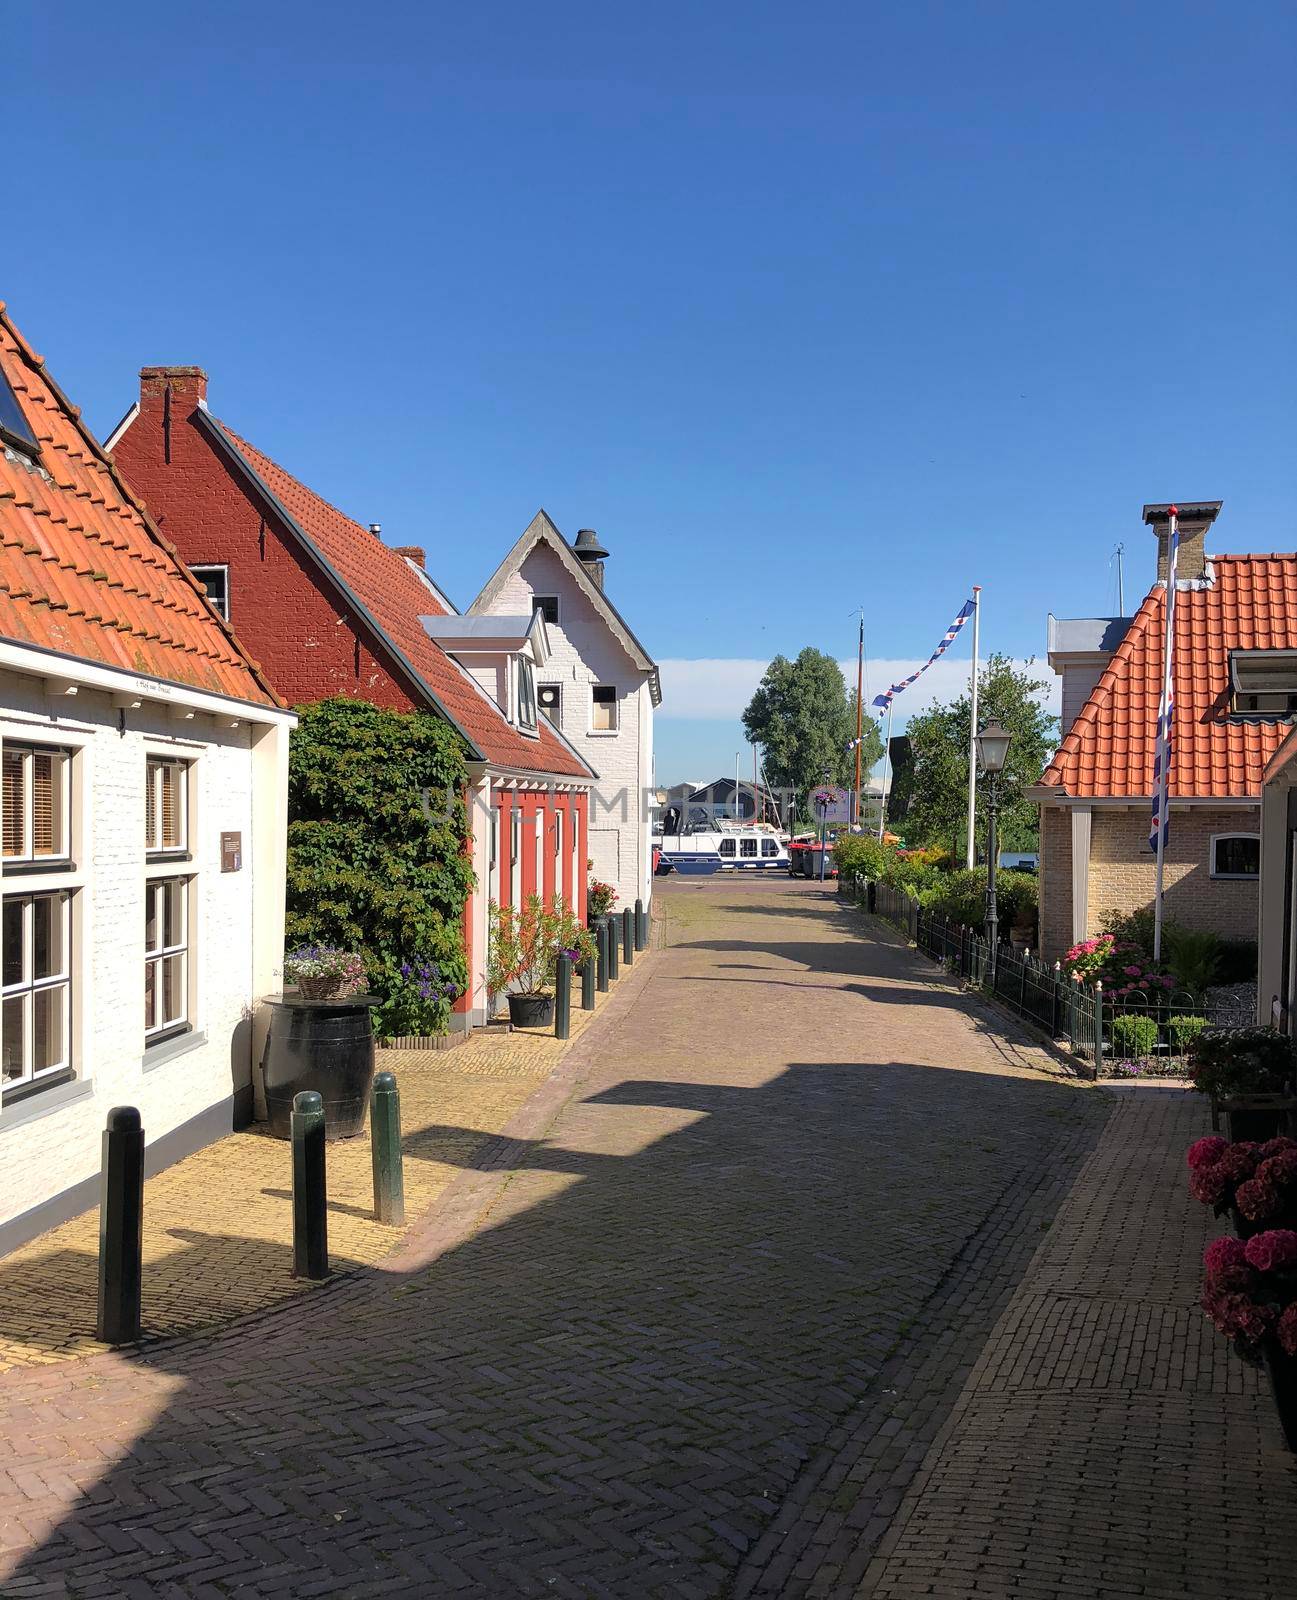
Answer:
[{"left": 973, "top": 721, "right": 1012, "bottom": 980}]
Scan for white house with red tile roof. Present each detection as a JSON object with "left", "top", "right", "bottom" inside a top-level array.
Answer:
[
  {"left": 0, "top": 308, "right": 296, "bottom": 1256},
  {"left": 110, "top": 368, "right": 597, "bottom": 1031},
  {"left": 469, "top": 511, "right": 661, "bottom": 920},
  {"left": 1031, "top": 501, "right": 1297, "bottom": 968}
]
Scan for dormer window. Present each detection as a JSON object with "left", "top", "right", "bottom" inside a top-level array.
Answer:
[
  {"left": 516, "top": 657, "right": 537, "bottom": 731},
  {"left": 0, "top": 370, "right": 39, "bottom": 460},
  {"left": 1231, "top": 650, "right": 1297, "bottom": 716}
]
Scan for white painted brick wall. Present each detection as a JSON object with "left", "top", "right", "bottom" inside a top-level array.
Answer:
[
  {"left": 0, "top": 671, "right": 267, "bottom": 1233},
  {"left": 489, "top": 546, "right": 655, "bottom": 913}
]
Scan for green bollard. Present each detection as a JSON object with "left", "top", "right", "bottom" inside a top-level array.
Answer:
[
  {"left": 96, "top": 1106, "right": 144, "bottom": 1345},
  {"left": 596, "top": 919, "right": 609, "bottom": 992},
  {"left": 622, "top": 906, "right": 634, "bottom": 966},
  {"left": 607, "top": 912, "right": 619, "bottom": 980},
  {"left": 291, "top": 1090, "right": 329, "bottom": 1280},
  {"left": 555, "top": 952, "right": 572, "bottom": 1040},
  {"left": 371, "top": 1072, "right": 405, "bottom": 1226},
  {"left": 635, "top": 898, "right": 647, "bottom": 951},
  {"left": 581, "top": 951, "right": 596, "bottom": 1010}
]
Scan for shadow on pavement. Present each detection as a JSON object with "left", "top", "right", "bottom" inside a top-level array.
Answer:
[{"left": 1, "top": 1044, "right": 1104, "bottom": 1598}]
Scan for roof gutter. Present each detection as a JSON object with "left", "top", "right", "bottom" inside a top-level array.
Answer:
[{"left": 198, "top": 411, "right": 485, "bottom": 761}]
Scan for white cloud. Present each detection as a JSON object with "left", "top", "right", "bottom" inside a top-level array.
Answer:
[{"left": 657, "top": 656, "right": 1060, "bottom": 725}]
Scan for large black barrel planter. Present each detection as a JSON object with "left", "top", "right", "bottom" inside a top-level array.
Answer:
[
  {"left": 507, "top": 992, "right": 554, "bottom": 1028},
  {"left": 263, "top": 996, "right": 377, "bottom": 1140}
]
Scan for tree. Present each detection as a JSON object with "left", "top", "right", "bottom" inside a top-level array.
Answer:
[
  {"left": 901, "top": 654, "right": 1057, "bottom": 855},
  {"left": 287, "top": 698, "right": 476, "bottom": 1038},
  {"left": 742, "top": 648, "right": 883, "bottom": 820}
]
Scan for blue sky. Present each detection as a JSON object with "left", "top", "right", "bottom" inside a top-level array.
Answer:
[{"left": 8, "top": 3, "right": 1295, "bottom": 783}]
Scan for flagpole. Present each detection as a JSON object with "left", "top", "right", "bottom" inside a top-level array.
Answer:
[
  {"left": 877, "top": 699, "right": 894, "bottom": 843},
  {"left": 965, "top": 585, "right": 981, "bottom": 868},
  {"left": 854, "top": 609, "right": 864, "bottom": 827},
  {"left": 1152, "top": 509, "right": 1179, "bottom": 962}
]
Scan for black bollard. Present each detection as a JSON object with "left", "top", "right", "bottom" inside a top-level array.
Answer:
[
  {"left": 371, "top": 1072, "right": 405, "bottom": 1226},
  {"left": 596, "top": 919, "right": 609, "bottom": 992},
  {"left": 96, "top": 1106, "right": 144, "bottom": 1345},
  {"left": 581, "top": 950, "right": 596, "bottom": 1010},
  {"left": 622, "top": 907, "right": 634, "bottom": 966},
  {"left": 291, "top": 1089, "right": 329, "bottom": 1280},
  {"left": 635, "top": 898, "right": 647, "bottom": 951},
  {"left": 555, "top": 952, "right": 572, "bottom": 1040},
  {"left": 607, "top": 912, "right": 619, "bottom": 980}
]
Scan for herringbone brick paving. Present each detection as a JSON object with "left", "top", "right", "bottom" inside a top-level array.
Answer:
[
  {"left": 0, "top": 880, "right": 1286, "bottom": 1597},
  {"left": 0, "top": 1001, "right": 599, "bottom": 1370}
]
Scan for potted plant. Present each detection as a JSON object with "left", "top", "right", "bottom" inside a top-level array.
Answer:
[
  {"left": 487, "top": 895, "right": 595, "bottom": 1028},
  {"left": 283, "top": 944, "right": 368, "bottom": 1002},
  {"left": 1198, "top": 1227, "right": 1297, "bottom": 1450},
  {"left": 587, "top": 871, "right": 618, "bottom": 925},
  {"left": 1189, "top": 1026, "right": 1297, "bottom": 1141}
]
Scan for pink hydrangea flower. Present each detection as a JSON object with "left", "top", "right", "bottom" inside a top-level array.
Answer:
[
  {"left": 1201, "top": 1286, "right": 1275, "bottom": 1346},
  {"left": 1161, "top": 976, "right": 1176, "bottom": 988},
  {"left": 1189, "top": 1165, "right": 1232, "bottom": 1208},
  {"left": 1204, "top": 1236, "right": 1253, "bottom": 1288},
  {"left": 1123, "top": 965, "right": 1141, "bottom": 977},
  {"left": 1236, "top": 1176, "right": 1282, "bottom": 1224},
  {"left": 1187, "top": 1136, "right": 1229, "bottom": 1172},
  {"left": 1278, "top": 1303, "right": 1297, "bottom": 1358},
  {"left": 1244, "top": 1230, "right": 1297, "bottom": 1273},
  {"left": 1257, "top": 1137, "right": 1297, "bottom": 1161},
  {"left": 1259, "top": 1149, "right": 1297, "bottom": 1190}
]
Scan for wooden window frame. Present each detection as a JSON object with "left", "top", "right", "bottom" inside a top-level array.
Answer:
[
  {"left": 2, "top": 889, "right": 74, "bottom": 1102},
  {"left": 146, "top": 757, "right": 190, "bottom": 858},
  {"left": 591, "top": 684, "right": 619, "bottom": 734},
  {"left": 2, "top": 744, "right": 71, "bottom": 868},
  {"left": 145, "top": 875, "right": 192, "bottom": 1042}
]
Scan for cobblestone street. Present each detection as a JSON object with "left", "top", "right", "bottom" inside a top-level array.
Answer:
[{"left": 0, "top": 877, "right": 1292, "bottom": 1598}]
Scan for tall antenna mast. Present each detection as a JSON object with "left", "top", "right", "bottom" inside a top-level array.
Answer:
[{"left": 1114, "top": 542, "right": 1126, "bottom": 614}]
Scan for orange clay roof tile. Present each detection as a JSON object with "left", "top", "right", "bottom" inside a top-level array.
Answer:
[
  {"left": 208, "top": 419, "right": 592, "bottom": 781},
  {"left": 0, "top": 307, "right": 279, "bottom": 707},
  {"left": 1040, "top": 553, "right": 1297, "bottom": 799}
]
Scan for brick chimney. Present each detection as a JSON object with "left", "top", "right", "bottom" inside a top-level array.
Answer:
[
  {"left": 395, "top": 545, "right": 425, "bottom": 568},
  {"left": 1142, "top": 500, "right": 1221, "bottom": 584},
  {"left": 139, "top": 366, "right": 208, "bottom": 409},
  {"left": 572, "top": 528, "right": 609, "bottom": 591}
]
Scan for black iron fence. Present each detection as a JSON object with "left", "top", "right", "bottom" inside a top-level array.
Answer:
[{"left": 849, "top": 873, "right": 1224, "bottom": 1077}]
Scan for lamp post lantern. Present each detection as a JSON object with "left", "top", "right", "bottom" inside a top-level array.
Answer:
[{"left": 974, "top": 721, "right": 1012, "bottom": 979}]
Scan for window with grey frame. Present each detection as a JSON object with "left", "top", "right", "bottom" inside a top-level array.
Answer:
[{"left": 2, "top": 891, "right": 72, "bottom": 1101}]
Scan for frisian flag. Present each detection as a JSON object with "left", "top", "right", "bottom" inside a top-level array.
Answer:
[
  {"left": 1149, "top": 507, "right": 1181, "bottom": 852},
  {"left": 872, "top": 598, "right": 976, "bottom": 711}
]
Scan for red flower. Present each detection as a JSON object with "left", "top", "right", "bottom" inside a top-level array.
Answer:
[
  {"left": 1259, "top": 1149, "right": 1297, "bottom": 1190},
  {"left": 1257, "top": 1137, "right": 1297, "bottom": 1162},
  {"left": 1244, "top": 1230, "right": 1297, "bottom": 1273},
  {"left": 1278, "top": 1304, "right": 1297, "bottom": 1358},
  {"left": 1187, "top": 1136, "right": 1229, "bottom": 1171},
  {"left": 1204, "top": 1236, "right": 1254, "bottom": 1290},
  {"left": 1215, "top": 1145, "right": 1259, "bottom": 1187},
  {"left": 1236, "top": 1176, "right": 1282, "bottom": 1224},
  {"left": 1189, "top": 1165, "right": 1232, "bottom": 1208},
  {"left": 1201, "top": 1286, "right": 1276, "bottom": 1347}
]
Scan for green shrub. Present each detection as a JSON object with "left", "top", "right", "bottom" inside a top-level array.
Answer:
[
  {"left": 1111, "top": 1014, "right": 1160, "bottom": 1058},
  {"left": 1189, "top": 1026, "right": 1297, "bottom": 1100},
  {"left": 1163, "top": 927, "right": 1222, "bottom": 1000},
  {"left": 286, "top": 698, "right": 475, "bottom": 1041},
  {"left": 1216, "top": 938, "right": 1259, "bottom": 985},
  {"left": 832, "top": 833, "right": 888, "bottom": 881},
  {"left": 1167, "top": 1015, "right": 1211, "bottom": 1055},
  {"left": 996, "top": 871, "right": 1039, "bottom": 927}
]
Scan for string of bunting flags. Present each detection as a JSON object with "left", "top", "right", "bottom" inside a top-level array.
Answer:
[{"left": 871, "top": 597, "right": 977, "bottom": 711}]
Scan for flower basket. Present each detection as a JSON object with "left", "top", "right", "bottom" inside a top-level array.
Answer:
[{"left": 297, "top": 974, "right": 345, "bottom": 1002}]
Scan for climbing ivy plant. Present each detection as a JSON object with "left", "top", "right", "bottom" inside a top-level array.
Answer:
[{"left": 285, "top": 698, "right": 474, "bottom": 1038}]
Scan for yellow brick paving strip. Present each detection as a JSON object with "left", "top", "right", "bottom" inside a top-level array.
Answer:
[{"left": 0, "top": 1003, "right": 600, "bottom": 1374}]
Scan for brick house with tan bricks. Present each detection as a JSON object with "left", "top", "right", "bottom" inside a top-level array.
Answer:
[{"left": 1032, "top": 501, "right": 1297, "bottom": 966}]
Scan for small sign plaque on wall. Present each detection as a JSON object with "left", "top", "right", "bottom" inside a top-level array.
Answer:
[{"left": 221, "top": 831, "right": 243, "bottom": 873}]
